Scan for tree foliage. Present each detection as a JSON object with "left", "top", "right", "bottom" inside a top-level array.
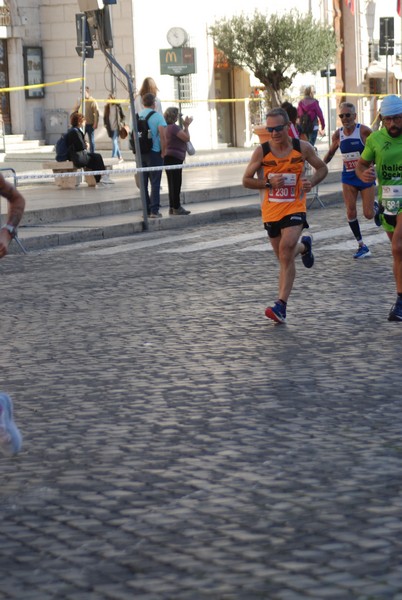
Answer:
[{"left": 210, "top": 10, "right": 337, "bottom": 106}]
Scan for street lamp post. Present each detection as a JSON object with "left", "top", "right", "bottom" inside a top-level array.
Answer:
[
  {"left": 103, "top": 49, "right": 149, "bottom": 230},
  {"left": 77, "top": 1, "right": 149, "bottom": 229},
  {"left": 81, "top": 14, "right": 86, "bottom": 118}
]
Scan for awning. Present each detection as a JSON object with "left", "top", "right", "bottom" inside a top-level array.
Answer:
[
  {"left": 393, "top": 61, "right": 402, "bottom": 80},
  {"left": 367, "top": 60, "right": 394, "bottom": 79}
]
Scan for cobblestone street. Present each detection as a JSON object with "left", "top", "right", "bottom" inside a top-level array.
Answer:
[{"left": 1, "top": 206, "right": 402, "bottom": 599}]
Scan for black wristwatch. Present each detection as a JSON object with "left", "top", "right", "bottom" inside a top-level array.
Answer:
[
  {"left": 2, "top": 224, "right": 16, "bottom": 238},
  {"left": 265, "top": 180, "right": 272, "bottom": 189}
]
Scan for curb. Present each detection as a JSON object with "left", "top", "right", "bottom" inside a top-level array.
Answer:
[{"left": 12, "top": 189, "right": 343, "bottom": 254}]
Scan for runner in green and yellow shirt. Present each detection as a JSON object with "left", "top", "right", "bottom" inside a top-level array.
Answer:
[{"left": 356, "top": 94, "right": 402, "bottom": 321}]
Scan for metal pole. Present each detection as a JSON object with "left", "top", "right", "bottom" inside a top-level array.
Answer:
[
  {"left": 326, "top": 69, "right": 331, "bottom": 148},
  {"left": 386, "top": 52, "right": 389, "bottom": 94},
  {"left": 177, "top": 75, "right": 182, "bottom": 127},
  {"left": 110, "top": 55, "right": 115, "bottom": 95},
  {"left": 385, "top": 18, "right": 389, "bottom": 95},
  {"left": 80, "top": 14, "right": 87, "bottom": 186},
  {"left": 103, "top": 49, "right": 149, "bottom": 230},
  {"left": 81, "top": 14, "right": 86, "bottom": 112},
  {"left": 325, "top": 0, "right": 331, "bottom": 147},
  {"left": 108, "top": 8, "right": 115, "bottom": 95}
]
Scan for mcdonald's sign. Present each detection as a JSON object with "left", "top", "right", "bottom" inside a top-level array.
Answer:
[
  {"left": 160, "top": 48, "right": 196, "bottom": 75},
  {"left": 165, "top": 50, "right": 178, "bottom": 63}
]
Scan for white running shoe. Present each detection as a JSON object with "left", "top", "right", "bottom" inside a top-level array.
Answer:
[{"left": 101, "top": 174, "right": 115, "bottom": 184}]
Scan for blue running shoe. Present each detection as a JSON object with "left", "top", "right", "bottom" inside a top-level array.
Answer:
[
  {"left": 0, "top": 393, "right": 22, "bottom": 456},
  {"left": 301, "top": 234, "right": 314, "bottom": 268},
  {"left": 388, "top": 302, "right": 402, "bottom": 322},
  {"left": 374, "top": 201, "right": 381, "bottom": 227},
  {"left": 265, "top": 301, "right": 286, "bottom": 324},
  {"left": 353, "top": 244, "right": 371, "bottom": 259}
]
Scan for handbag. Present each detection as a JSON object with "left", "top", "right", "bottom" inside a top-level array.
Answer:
[
  {"left": 71, "top": 149, "right": 89, "bottom": 168},
  {"left": 119, "top": 124, "right": 129, "bottom": 140},
  {"left": 186, "top": 141, "right": 196, "bottom": 156}
]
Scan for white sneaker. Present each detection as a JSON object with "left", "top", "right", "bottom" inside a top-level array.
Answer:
[{"left": 102, "top": 174, "right": 115, "bottom": 184}]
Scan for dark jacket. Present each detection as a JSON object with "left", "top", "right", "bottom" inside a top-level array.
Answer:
[
  {"left": 66, "top": 127, "right": 88, "bottom": 166},
  {"left": 66, "top": 127, "right": 105, "bottom": 175}
]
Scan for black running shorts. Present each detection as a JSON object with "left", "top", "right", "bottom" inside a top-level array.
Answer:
[{"left": 264, "top": 212, "right": 309, "bottom": 239}]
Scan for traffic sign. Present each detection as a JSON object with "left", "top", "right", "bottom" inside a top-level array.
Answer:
[
  {"left": 320, "top": 68, "right": 336, "bottom": 77},
  {"left": 379, "top": 17, "right": 394, "bottom": 56},
  {"left": 75, "top": 13, "right": 94, "bottom": 58}
]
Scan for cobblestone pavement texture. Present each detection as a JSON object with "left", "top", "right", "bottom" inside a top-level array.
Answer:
[{"left": 1, "top": 205, "right": 402, "bottom": 600}]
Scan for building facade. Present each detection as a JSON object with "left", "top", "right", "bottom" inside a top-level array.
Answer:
[{"left": 0, "top": 0, "right": 401, "bottom": 149}]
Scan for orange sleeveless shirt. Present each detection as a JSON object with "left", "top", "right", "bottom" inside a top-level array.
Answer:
[{"left": 261, "top": 139, "right": 306, "bottom": 223}]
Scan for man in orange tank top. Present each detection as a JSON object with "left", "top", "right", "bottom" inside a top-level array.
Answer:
[{"left": 243, "top": 107, "right": 328, "bottom": 324}]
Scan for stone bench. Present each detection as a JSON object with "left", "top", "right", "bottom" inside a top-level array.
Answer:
[{"left": 43, "top": 158, "right": 119, "bottom": 189}]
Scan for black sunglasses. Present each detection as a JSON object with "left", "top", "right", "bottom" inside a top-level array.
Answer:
[
  {"left": 338, "top": 113, "right": 352, "bottom": 118},
  {"left": 382, "top": 114, "right": 402, "bottom": 122},
  {"left": 266, "top": 124, "right": 287, "bottom": 133}
]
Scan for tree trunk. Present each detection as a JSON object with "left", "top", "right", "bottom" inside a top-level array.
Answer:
[
  {"left": 257, "top": 74, "right": 283, "bottom": 108},
  {"left": 265, "top": 87, "right": 282, "bottom": 108}
]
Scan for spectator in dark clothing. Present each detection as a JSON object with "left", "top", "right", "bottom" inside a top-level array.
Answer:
[
  {"left": 281, "top": 101, "right": 299, "bottom": 139},
  {"left": 66, "top": 112, "right": 108, "bottom": 186},
  {"left": 164, "top": 106, "right": 192, "bottom": 215}
]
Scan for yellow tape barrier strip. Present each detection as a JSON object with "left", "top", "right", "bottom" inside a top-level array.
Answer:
[
  {"left": 115, "top": 93, "right": 395, "bottom": 104},
  {"left": 0, "top": 77, "right": 83, "bottom": 93},
  {"left": 0, "top": 76, "right": 393, "bottom": 105}
]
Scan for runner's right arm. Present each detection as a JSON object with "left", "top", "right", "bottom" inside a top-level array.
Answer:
[{"left": 242, "top": 146, "right": 266, "bottom": 190}]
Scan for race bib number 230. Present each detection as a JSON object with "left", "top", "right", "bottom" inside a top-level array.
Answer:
[{"left": 269, "top": 173, "right": 297, "bottom": 203}]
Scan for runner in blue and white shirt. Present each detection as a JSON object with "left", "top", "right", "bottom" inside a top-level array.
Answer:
[{"left": 324, "top": 102, "right": 377, "bottom": 259}]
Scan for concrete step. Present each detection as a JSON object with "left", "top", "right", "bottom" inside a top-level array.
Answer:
[
  {"left": 5, "top": 144, "right": 55, "bottom": 154},
  {"left": 3, "top": 134, "right": 50, "bottom": 153}
]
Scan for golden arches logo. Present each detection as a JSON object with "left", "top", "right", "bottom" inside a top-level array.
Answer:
[{"left": 165, "top": 51, "right": 177, "bottom": 63}]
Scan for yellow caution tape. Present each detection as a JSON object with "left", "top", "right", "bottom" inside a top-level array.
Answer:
[
  {"left": 0, "top": 76, "right": 392, "bottom": 108},
  {"left": 0, "top": 77, "right": 83, "bottom": 93}
]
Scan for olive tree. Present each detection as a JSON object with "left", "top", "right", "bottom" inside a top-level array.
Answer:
[{"left": 210, "top": 10, "right": 337, "bottom": 107}]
